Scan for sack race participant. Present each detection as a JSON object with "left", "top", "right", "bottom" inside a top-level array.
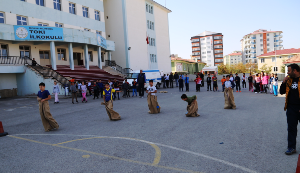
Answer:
[
  {"left": 146, "top": 80, "right": 161, "bottom": 114},
  {"left": 181, "top": 94, "right": 200, "bottom": 117},
  {"left": 223, "top": 75, "right": 236, "bottom": 109},
  {"left": 101, "top": 83, "right": 121, "bottom": 121},
  {"left": 37, "top": 82, "right": 59, "bottom": 132}
]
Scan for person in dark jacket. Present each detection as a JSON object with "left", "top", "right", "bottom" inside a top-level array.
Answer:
[
  {"left": 200, "top": 72, "right": 204, "bottom": 87},
  {"left": 137, "top": 70, "right": 146, "bottom": 98},
  {"left": 179, "top": 76, "right": 184, "bottom": 91},
  {"left": 174, "top": 72, "right": 179, "bottom": 87},
  {"left": 122, "top": 80, "right": 129, "bottom": 98},
  {"left": 93, "top": 82, "right": 100, "bottom": 99},
  {"left": 235, "top": 73, "right": 241, "bottom": 92},
  {"left": 207, "top": 74, "right": 212, "bottom": 91},
  {"left": 97, "top": 79, "right": 104, "bottom": 97},
  {"left": 162, "top": 74, "right": 166, "bottom": 88},
  {"left": 279, "top": 64, "right": 300, "bottom": 155},
  {"left": 169, "top": 73, "right": 174, "bottom": 88},
  {"left": 113, "top": 79, "right": 120, "bottom": 100}
]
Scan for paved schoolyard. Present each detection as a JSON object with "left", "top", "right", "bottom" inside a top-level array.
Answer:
[{"left": 0, "top": 82, "right": 296, "bottom": 173}]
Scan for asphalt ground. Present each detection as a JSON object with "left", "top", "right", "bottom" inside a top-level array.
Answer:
[{"left": 0, "top": 82, "right": 296, "bottom": 173}]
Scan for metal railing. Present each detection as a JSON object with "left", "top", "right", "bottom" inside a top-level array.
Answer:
[
  {"left": 105, "top": 60, "right": 133, "bottom": 76},
  {"left": 24, "top": 57, "right": 70, "bottom": 88},
  {"left": 0, "top": 56, "right": 26, "bottom": 65}
]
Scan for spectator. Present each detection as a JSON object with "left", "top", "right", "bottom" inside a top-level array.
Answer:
[
  {"left": 70, "top": 82, "right": 78, "bottom": 104},
  {"left": 221, "top": 76, "right": 226, "bottom": 92},
  {"left": 132, "top": 79, "right": 138, "bottom": 97},
  {"left": 113, "top": 79, "right": 120, "bottom": 100},
  {"left": 207, "top": 74, "right": 212, "bottom": 91},
  {"left": 162, "top": 74, "right": 166, "bottom": 88},
  {"left": 165, "top": 74, "right": 170, "bottom": 88},
  {"left": 93, "top": 82, "right": 100, "bottom": 99},
  {"left": 169, "top": 73, "right": 174, "bottom": 88},
  {"left": 174, "top": 72, "right": 179, "bottom": 87},
  {"left": 235, "top": 73, "right": 241, "bottom": 92},
  {"left": 98, "top": 80, "right": 104, "bottom": 98},
  {"left": 32, "top": 58, "right": 37, "bottom": 66},
  {"left": 137, "top": 70, "right": 146, "bottom": 98},
  {"left": 122, "top": 79, "right": 129, "bottom": 98},
  {"left": 248, "top": 74, "right": 253, "bottom": 92},
  {"left": 184, "top": 74, "right": 189, "bottom": 92},
  {"left": 179, "top": 76, "right": 184, "bottom": 92}
]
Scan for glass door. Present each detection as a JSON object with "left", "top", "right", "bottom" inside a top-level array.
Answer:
[{"left": 19, "top": 46, "right": 30, "bottom": 58}]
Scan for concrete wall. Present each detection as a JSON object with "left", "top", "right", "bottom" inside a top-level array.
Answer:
[{"left": 0, "top": 74, "right": 17, "bottom": 90}]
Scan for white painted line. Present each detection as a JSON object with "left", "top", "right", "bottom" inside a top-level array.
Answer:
[{"left": 11, "top": 134, "right": 257, "bottom": 173}]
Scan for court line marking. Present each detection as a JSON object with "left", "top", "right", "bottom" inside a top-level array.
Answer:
[
  {"left": 8, "top": 135, "right": 201, "bottom": 173},
  {"left": 11, "top": 134, "right": 257, "bottom": 173},
  {"left": 54, "top": 136, "right": 161, "bottom": 166}
]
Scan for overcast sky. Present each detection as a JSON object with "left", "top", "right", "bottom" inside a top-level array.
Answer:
[{"left": 154, "top": 0, "right": 300, "bottom": 59}]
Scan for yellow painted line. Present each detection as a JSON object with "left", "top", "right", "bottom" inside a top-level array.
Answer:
[
  {"left": 149, "top": 143, "right": 161, "bottom": 166},
  {"left": 55, "top": 137, "right": 104, "bottom": 145},
  {"left": 9, "top": 135, "right": 202, "bottom": 173}
]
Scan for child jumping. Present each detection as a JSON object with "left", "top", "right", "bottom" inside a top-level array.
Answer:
[
  {"left": 181, "top": 94, "right": 200, "bottom": 117},
  {"left": 223, "top": 75, "right": 236, "bottom": 110},
  {"left": 37, "top": 82, "right": 59, "bottom": 132},
  {"left": 101, "top": 83, "right": 121, "bottom": 121},
  {"left": 146, "top": 80, "right": 161, "bottom": 114}
]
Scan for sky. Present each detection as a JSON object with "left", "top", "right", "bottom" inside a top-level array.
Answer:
[{"left": 154, "top": 0, "right": 300, "bottom": 59}]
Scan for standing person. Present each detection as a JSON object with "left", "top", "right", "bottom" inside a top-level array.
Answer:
[
  {"left": 165, "top": 74, "right": 170, "bottom": 88},
  {"left": 52, "top": 81, "right": 60, "bottom": 104},
  {"left": 37, "top": 82, "right": 59, "bottom": 132},
  {"left": 184, "top": 74, "right": 189, "bottom": 92},
  {"left": 70, "top": 82, "right": 78, "bottom": 104},
  {"left": 81, "top": 81, "right": 87, "bottom": 103},
  {"left": 169, "top": 73, "right": 174, "bottom": 88},
  {"left": 242, "top": 73, "right": 247, "bottom": 89},
  {"left": 223, "top": 75, "right": 236, "bottom": 109},
  {"left": 262, "top": 73, "right": 269, "bottom": 94},
  {"left": 200, "top": 72, "right": 204, "bottom": 87},
  {"left": 87, "top": 80, "right": 92, "bottom": 96},
  {"left": 260, "top": 72, "right": 264, "bottom": 93},
  {"left": 146, "top": 80, "right": 161, "bottom": 114},
  {"left": 162, "top": 74, "right": 166, "bottom": 88},
  {"left": 132, "top": 79, "right": 138, "bottom": 97},
  {"left": 98, "top": 80, "right": 104, "bottom": 98},
  {"left": 101, "top": 83, "right": 121, "bottom": 121},
  {"left": 229, "top": 74, "right": 234, "bottom": 82},
  {"left": 32, "top": 58, "right": 37, "bottom": 66},
  {"left": 255, "top": 74, "right": 262, "bottom": 93},
  {"left": 235, "top": 73, "right": 241, "bottom": 92},
  {"left": 212, "top": 74, "right": 218, "bottom": 92},
  {"left": 273, "top": 73, "right": 279, "bottom": 96},
  {"left": 207, "top": 74, "right": 212, "bottom": 91},
  {"left": 221, "top": 76, "right": 226, "bottom": 92},
  {"left": 179, "top": 76, "right": 184, "bottom": 92},
  {"left": 93, "top": 82, "right": 100, "bottom": 99},
  {"left": 279, "top": 64, "right": 300, "bottom": 155},
  {"left": 77, "top": 81, "right": 82, "bottom": 97},
  {"left": 195, "top": 75, "right": 202, "bottom": 92},
  {"left": 137, "top": 70, "right": 146, "bottom": 98},
  {"left": 248, "top": 74, "right": 253, "bottom": 92},
  {"left": 174, "top": 72, "right": 179, "bottom": 87},
  {"left": 269, "top": 73, "right": 274, "bottom": 94},
  {"left": 122, "top": 79, "right": 129, "bottom": 98},
  {"left": 181, "top": 94, "right": 200, "bottom": 117},
  {"left": 113, "top": 79, "right": 120, "bottom": 100}
]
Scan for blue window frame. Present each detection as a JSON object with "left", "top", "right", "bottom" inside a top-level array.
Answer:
[
  {"left": 82, "top": 7, "right": 88, "bottom": 18},
  {"left": 53, "top": 0, "right": 61, "bottom": 11},
  {"left": 55, "top": 23, "right": 62, "bottom": 27},
  {"left": 36, "top": 0, "right": 44, "bottom": 6},
  {"left": 17, "top": 16, "right": 27, "bottom": 25},
  {"left": 69, "top": 3, "right": 76, "bottom": 14},
  {"left": 0, "top": 13, "right": 4, "bottom": 24},
  {"left": 95, "top": 10, "right": 100, "bottom": 21}
]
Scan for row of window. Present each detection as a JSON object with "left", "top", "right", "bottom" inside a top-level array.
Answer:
[
  {"left": 146, "top": 4, "right": 154, "bottom": 14},
  {"left": 150, "top": 54, "right": 157, "bottom": 63},
  {"left": 148, "top": 37, "right": 156, "bottom": 46},
  {"left": 147, "top": 20, "right": 155, "bottom": 30},
  {"left": 20, "top": 0, "right": 101, "bottom": 21}
]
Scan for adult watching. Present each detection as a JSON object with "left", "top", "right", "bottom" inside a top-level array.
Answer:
[{"left": 137, "top": 70, "right": 146, "bottom": 98}]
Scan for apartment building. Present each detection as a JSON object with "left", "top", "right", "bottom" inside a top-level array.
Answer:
[
  {"left": 103, "top": 0, "right": 172, "bottom": 73},
  {"left": 257, "top": 48, "right": 300, "bottom": 73},
  {"left": 191, "top": 31, "right": 223, "bottom": 67},
  {"left": 241, "top": 29, "right": 283, "bottom": 64},
  {"left": 223, "top": 51, "right": 242, "bottom": 66}
]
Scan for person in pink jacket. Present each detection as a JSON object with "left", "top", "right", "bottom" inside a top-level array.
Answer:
[
  {"left": 255, "top": 74, "right": 261, "bottom": 93},
  {"left": 262, "top": 73, "right": 269, "bottom": 94}
]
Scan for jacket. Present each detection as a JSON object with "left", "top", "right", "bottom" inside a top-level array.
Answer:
[
  {"left": 53, "top": 84, "right": 60, "bottom": 93},
  {"left": 280, "top": 78, "right": 300, "bottom": 111},
  {"left": 70, "top": 85, "right": 77, "bottom": 93},
  {"left": 93, "top": 85, "right": 100, "bottom": 92},
  {"left": 223, "top": 81, "right": 236, "bottom": 88},
  {"left": 169, "top": 74, "right": 174, "bottom": 81},
  {"left": 184, "top": 77, "right": 189, "bottom": 84},
  {"left": 262, "top": 76, "right": 269, "bottom": 85},
  {"left": 122, "top": 82, "right": 129, "bottom": 90},
  {"left": 179, "top": 79, "right": 184, "bottom": 87},
  {"left": 174, "top": 74, "right": 179, "bottom": 79},
  {"left": 137, "top": 73, "right": 146, "bottom": 84}
]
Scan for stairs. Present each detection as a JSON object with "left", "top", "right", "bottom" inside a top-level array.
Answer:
[{"left": 102, "top": 66, "right": 127, "bottom": 78}]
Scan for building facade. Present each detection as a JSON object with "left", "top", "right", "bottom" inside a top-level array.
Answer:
[
  {"left": 223, "top": 51, "right": 242, "bottom": 66},
  {"left": 171, "top": 54, "right": 205, "bottom": 74},
  {"left": 0, "top": 0, "right": 115, "bottom": 95},
  {"left": 103, "top": 0, "right": 172, "bottom": 73},
  {"left": 241, "top": 29, "right": 283, "bottom": 64},
  {"left": 257, "top": 48, "right": 300, "bottom": 73},
  {"left": 191, "top": 31, "right": 223, "bottom": 67}
]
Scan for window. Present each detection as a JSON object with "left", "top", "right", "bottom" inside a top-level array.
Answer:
[
  {"left": 267, "top": 34, "right": 269, "bottom": 36},
  {"left": 207, "top": 51, "right": 211, "bottom": 53},
  {"left": 261, "top": 58, "right": 265, "bottom": 63},
  {"left": 202, "top": 52, "right": 206, "bottom": 54},
  {"left": 39, "top": 51, "right": 49, "bottom": 59},
  {"left": 150, "top": 6, "right": 153, "bottom": 14},
  {"left": 88, "top": 51, "right": 93, "bottom": 61},
  {"left": 84, "top": 28, "right": 90, "bottom": 31},
  {"left": 272, "top": 57, "right": 276, "bottom": 62},
  {"left": 147, "top": 20, "right": 149, "bottom": 29},
  {"left": 0, "top": 12, "right": 4, "bottom": 24},
  {"left": 261, "top": 49, "right": 263, "bottom": 52},
  {"left": 94, "top": 10, "right": 100, "bottom": 21},
  {"left": 153, "top": 38, "right": 155, "bottom": 46},
  {"left": 260, "top": 39, "right": 263, "bottom": 42},
  {"left": 274, "top": 67, "right": 278, "bottom": 72},
  {"left": 0, "top": 44, "right": 8, "bottom": 56},
  {"left": 57, "top": 49, "right": 66, "bottom": 61},
  {"left": 19, "top": 46, "right": 30, "bottom": 58},
  {"left": 146, "top": 4, "right": 148, "bottom": 12},
  {"left": 267, "top": 38, "right": 269, "bottom": 41},
  {"left": 150, "top": 38, "right": 153, "bottom": 46},
  {"left": 69, "top": 3, "right": 76, "bottom": 14},
  {"left": 152, "top": 22, "right": 154, "bottom": 30},
  {"left": 267, "top": 48, "right": 270, "bottom": 51},
  {"left": 267, "top": 43, "right": 270, "bottom": 46},
  {"left": 53, "top": 0, "right": 61, "bottom": 11},
  {"left": 36, "top": 0, "right": 44, "bottom": 6},
  {"left": 260, "top": 34, "right": 262, "bottom": 37},
  {"left": 260, "top": 44, "right": 263, "bottom": 46},
  {"left": 155, "top": 55, "right": 157, "bottom": 62},
  {"left": 82, "top": 7, "right": 88, "bottom": 18},
  {"left": 55, "top": 23, "right": 63, "bottom": 27},
  {"left": 17, "top": 16, "right": 27, "bottom": 25},
  {"left": 96, "top": 31, "right": 102, "bottom": 35},
  {"left": 149, "top": 22, "right": 152, "bottom": 29},
  {"left": 38, "top": 23, "right": 48, "bottom": 26}
]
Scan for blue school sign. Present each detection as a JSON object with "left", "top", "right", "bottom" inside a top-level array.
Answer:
[
  {"left": 14, "top": 26, "right": 63, "bottom": 41},
  {"left": 97, "top": 34, "right": 107, "bottom": 49}
]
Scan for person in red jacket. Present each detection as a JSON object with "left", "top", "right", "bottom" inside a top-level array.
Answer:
[{"left": 194, "top": 75, "right": 202, "bottom": 92}]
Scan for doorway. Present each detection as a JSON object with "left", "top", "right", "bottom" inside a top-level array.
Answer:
[
  {"left": 39, "top": 51, "right": 51, "bottom": 66},
  {"left": 73, "top": 53, "right": 83, "bottom": 65}
]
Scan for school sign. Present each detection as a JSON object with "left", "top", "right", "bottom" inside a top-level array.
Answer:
[{"left": 14, "top": 26, "right": 64, "bottom": 41}]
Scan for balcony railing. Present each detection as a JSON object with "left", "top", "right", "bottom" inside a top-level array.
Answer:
[
  {"left": 251, "top": 47, "right": 256, "bottom": 49},
  {"left": 0, "top": 56, "right": 26, "bottom": 65},
  {"left": 191, "top": 39, "right": 199, "bottom": 42},
  {"left": 214, "top": 36, "right": 222, "bottom": 39},
  {"left": 214, "top": 42, "right": 222, "bottom": 44},
  {"left": 251, "top": 37, "right": 256, "bottom": 39}
]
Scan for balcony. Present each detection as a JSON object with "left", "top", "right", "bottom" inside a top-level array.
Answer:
[
  {"left": 251, "top": 42, "right": 256, "bottom": 44},
  {"left": 214, "top": 36, "right": 222, "bottom": 39},
  {"left": 279, "top": 40, "right": 283, "bottom": 43},
  {"left": 215, "top": 51, "right": 223, "bottom": 53},
  {"left": 191, "top": 39, "right": 199, "bottom": 42},
  {"left": 251, "top": 37, "right": 256, "bottom": 39},
  {"left": 279, "top": 35, "right": 283, "bottom": 38},
  {"left": 192, "top": 44, "right": 199, "bottom": 47},
  {"left": 250, "top": 47, "right": 256, "bottom": 49},
  {"left": 214, "top": 42, "right": 222, "bottom": 44}
]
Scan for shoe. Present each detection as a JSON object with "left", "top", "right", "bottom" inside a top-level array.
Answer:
[
  {"left": 76, "top": 101, "right": 78, "bottom": 103},
  {"left": 93, "top": 98, "right": 95, "bottom": 100},
  {"left": 239, "top": 91, "right": 241, "bottom": 92},
  {"left": 139, "top": 96, "right": 142, "bottom": 98},
  {"left": 207, "top": 90, "right": 209, "bottom": 91},
  {"left": 118, "top": 98, "right": 120, "bottom": 100},
  {"left": 82, "top": 101, "right": 84, "bottom": 103},
  {"left": 72, "top": 102, "right": 74, "bottom": 104},
  {"left": 255, "top": 92, "right": 257, "bottom": 93},
  {"left": 86, "top": 101, "right": 87, "bottom": 103},
  {"left": 236, "top": 91, "right": 238, "bottom": 92},
  {"left": 285, "top": 148, "right": 296, "bottom": 155},
  {"left": 54, "top": 102, "right": 56, "bottom": 104}
]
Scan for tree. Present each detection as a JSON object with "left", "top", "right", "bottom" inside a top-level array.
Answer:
[
  {"left": 259, "top": 64, "right": 272, "bottom": 74},
  {"left": 245, "top": 62, "right": 258, "bottom": 74},
  {"left": 281, "top": 59, "right": 286, "bottom": 73},
  {"left": 218, "top": 64, "right": 228, "bottom": 74}
]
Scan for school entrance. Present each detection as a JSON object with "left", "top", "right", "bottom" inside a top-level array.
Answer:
[{"left": 73, "top": 52, "right": 83, "bottom": 65}]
